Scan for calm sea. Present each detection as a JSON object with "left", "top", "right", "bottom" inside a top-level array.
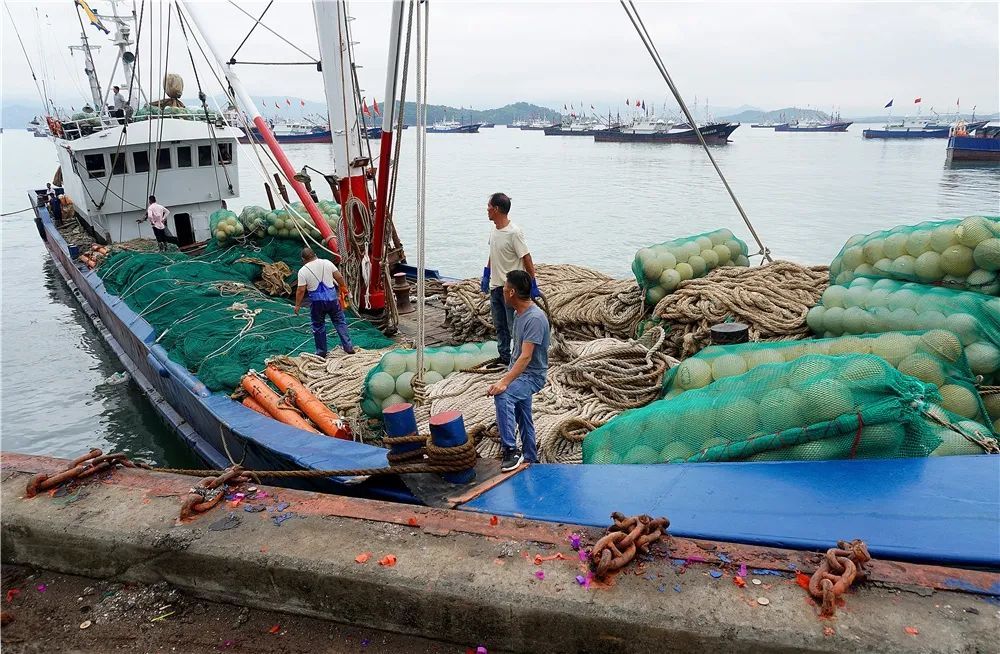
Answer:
[{"left": 2, "top": 124, "right": 998, "bottom": 464}]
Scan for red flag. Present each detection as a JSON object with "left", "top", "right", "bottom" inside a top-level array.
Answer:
[
  {"left": 373, "top": 99, "right": 380, "bottom": 116},
  {"left": 361, "top": 98, "right": 370, "bottom": 116},
  {"left": 914, "top": 97, "right": 922, "bottom": 104},
  {"left": 286, "top": 98, "right": 291, "bottom": 106},
  {"left": 635, "top": 99, "right": 640, "bottom": 107},
  {"left": 300, "top": 99, "right": 305, "bottom": 107}
]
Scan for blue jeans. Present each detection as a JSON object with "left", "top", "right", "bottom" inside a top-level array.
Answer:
[
  {"left": 494, "top": 373, "right": 546, "bottom": 463},
  {"left": 489, "top": 286, "right": 515, "bottom": 364},
  {"left": 310, "top": 299, "right": 354, "bottom": 355}
]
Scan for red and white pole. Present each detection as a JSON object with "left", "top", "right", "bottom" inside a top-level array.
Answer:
[{"left": 178, "top": 0, "right": 338, "bottom": 256}]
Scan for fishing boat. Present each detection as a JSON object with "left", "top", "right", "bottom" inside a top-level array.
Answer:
[
  {"left": 594, "top": 117, "right": 739, "bottom": 144},
  {"left": 426, "top": 119, "right": 480, "bottom": 133},
  {"left": 862, "top": 118, "right": 951, "bottom": 139},
  {"left": 773, "top": 119, "right": 852, "bottom": 133},
  {"left": 236, "top": 120, "right": 333, "bottom": 144},
  {"left": 15, "top": 0, "right": 999, "bottom": 574},
  {"left": 519, "top": 118, "right": 555, "bottom": 131},
  {"left": 543, "top": 115, "right": 615, "bottom": 136},
  {"left": 27, "top": 116, "right": 50, "bottom": 137},
  {"left": 947, "top": 121, "right": 1000, "bottom": 162}
]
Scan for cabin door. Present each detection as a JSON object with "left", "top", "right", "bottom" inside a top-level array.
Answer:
[{"left": 174, "top": 213, "right": 194, "bottom": 247}]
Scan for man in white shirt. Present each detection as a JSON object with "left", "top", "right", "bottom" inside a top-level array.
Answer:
[
  {"left": 111, "top": 86, "right": 128, "bottom": 122},
  {"left": 138, "top": 195, "right": 170, "bottom": 251},
  {"left": 294, "top": 247, "right": 355, "bottom": 357},
  {"left": 481, "top": 192, "right": 538, "bottom": 366}
]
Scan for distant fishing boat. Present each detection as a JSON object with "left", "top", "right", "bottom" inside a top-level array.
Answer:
[
  {"left": 544, "top": 115, "right": 615, "bottom": 136},
  {"left": 426, "top": 119, "right": 480, "bottom": 133},
  {"left": 520, "top": 118, "right": 555, "bottom": 131},
  {"left": 863, "top": 119, "right": 951, "bottom": 139},
  {"left": 595, "top": 117, "right": 738, "bottom": 144},
  {"left": 774, "top": 117, "right": 852, "bottom": 133},
  {"left": 947, "top": 121, "right": 1000, "bottom": 162}
]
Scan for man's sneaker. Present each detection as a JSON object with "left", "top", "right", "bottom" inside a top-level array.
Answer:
[
  {"left": 483, "top": 360, "right": 507, "bottom": 372},
  {"left": 500, "top": 449, "right": 524, "bottom": 472}
]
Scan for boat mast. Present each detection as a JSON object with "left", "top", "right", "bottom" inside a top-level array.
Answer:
[
  {"left": 70, "top": 5, "right": 105, "bottom": 114},
  {"left": 313, "top": 0, "right": 384, "bottom": 312},
  {"left": 178, "top": 0, "right": 338, "bottom": 255}
]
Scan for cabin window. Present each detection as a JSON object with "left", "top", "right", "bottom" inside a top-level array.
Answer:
[
  {"left": 83, "top": 153, "right": 106, "bottom": 178},
  {"left": 198, "top": 144, "right": 213, "bottom": 166},
  {"left": 176, "top": 146, "right": 192, "bottom": 168},
  {"left": 218, "top": 143, "right": 233, "bottom": 165},
  {"left": 156, "top": 148, "right": 172, "bottom": 170},
  {"left": 133, "top": 150, "right": 150, "bottom": 173},
  {"left": 110, "top": 152, "right": 127, "bottom": 175}
]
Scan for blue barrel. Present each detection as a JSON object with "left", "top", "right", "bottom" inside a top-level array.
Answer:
[
  {"left": 429, "top": 410, "right": 475, "bottom": 484},
  {"left": 68, "top": 243, "right": 80, "bottom": 260},
  {"left": 383, "top": 403, "right": 423, "bottom": 459}
]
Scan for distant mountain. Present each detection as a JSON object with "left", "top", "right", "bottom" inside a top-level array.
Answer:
[{"left": 719, "top": 107, "right": 830, "bottom": 123}]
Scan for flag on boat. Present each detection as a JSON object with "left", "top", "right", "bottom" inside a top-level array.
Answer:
[
  {"left": 373, "top": 99, "right": 380, "bottom": 116},
  {"left": 361, "top": 98, "right": 370, "bottom": 116},
  {"left": 636, "top": 99, "right": 641, "bottom": 107},
  {"left": 626, "top": 98, "right": 629, "bottom": 105},
  {"left": 641, "top": 100, "right": 646, "bottom": 110},
  {"left": 275, "top": 102, "right": 280, "bottom": 108},
  {"left": 591, "top": 105, "right": 595, "bottom": 110},
  {"left": 75, "top": 0, "right": 109, "bottom": 34},
  {"left": 914, "top": 97, "right": 922, "bottom": 104},
  {"left": 884, "top": 99, "right": 893, "bottom": 108},
  {"left": 300, "top": 99, "right": 305, "bottom": 107},
  {"left": 285, "top": 98, "right": 291, "bottom": 106}
]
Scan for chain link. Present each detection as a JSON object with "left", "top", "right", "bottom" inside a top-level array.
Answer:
[
  {"left": 589, "top": 512, "right": 670, "bottom": 580},
  {"left": 808, "top": 539, "right": 872, "bottom": 617}
]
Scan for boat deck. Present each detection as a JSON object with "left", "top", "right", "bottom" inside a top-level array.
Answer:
[{"left": 394, "top": 294, "right": 455, "bottom": 347}]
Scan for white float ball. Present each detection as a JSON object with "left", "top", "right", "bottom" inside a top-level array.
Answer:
[
  {"left": 395, "top": 371, "right": 416, "bottom": 399},
  {"left": 380, "top": 352, "right": 407, "bottom": 377}
]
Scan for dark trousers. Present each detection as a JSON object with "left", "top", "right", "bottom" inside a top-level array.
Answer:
[
  {"left": 152, "top": 226, "right": 169, "bottom": 251},
  {"left": 489, "top": 286, "right": 515, "bottom": 364},
  {"left": 48, "top": 199, "right": 62, "bottom": 224},
  {"left": 310, "top": 299, "right": 354, "bottom": 356}
]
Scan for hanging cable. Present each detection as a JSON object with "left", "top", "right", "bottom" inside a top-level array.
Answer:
[
  {"left": 229, "top": 0, "right": 273, "bottom": 63},
  {"left": 620, "top": 0, "right": 771, "bottom": 262},
  {"left": 5, "top": 3, "right": 50, "bottom": 118},
  {"left": 414, "top": 0, "right": 429, "bottom": 377},
  {"left": 225, "top": 0, "right": 317, "bottom": 63}
]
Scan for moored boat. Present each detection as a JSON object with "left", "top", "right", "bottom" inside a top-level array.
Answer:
[
  {"left": 427, "top": 119, "right": 481, "bottom": 133},
  {"left": 863, "top": 118, "right": 951, "bottom": 139},
  {"left": 595, "top": 118, "right": 739, "bottom": 144},
  {"left": 947, "top": 121, "right": 1000, "bottom": 162},
  {"left": 774, "top": 120, "right": 852, "bottom": 132}
]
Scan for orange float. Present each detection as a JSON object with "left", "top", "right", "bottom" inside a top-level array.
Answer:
[
  {"left": 240, "top": 374, "right": 319, "bottom": 433},
  {"left": 241, "top": 396, "right": 270, "bottom": 417},
  {"left": 264, "top": 365, "right": 350, "bottom": 439}
]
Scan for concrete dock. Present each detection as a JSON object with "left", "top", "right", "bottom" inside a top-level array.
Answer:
[{"left": 2, "top": 453, "right": 997, "bottom": 653}]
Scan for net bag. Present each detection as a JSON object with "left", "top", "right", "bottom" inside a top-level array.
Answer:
[
  {"left": 663, "top": 331, "right": 993, "bottom": 431},
  {"left": 583, "top": 353, "right": 998, "bottom": 464},
  {"left": 209, "top": 209, "right": 243, "bottom": 244},
  {"left": 632, "top": 229, "right": 750, "bottom": 306},
  {"left": 807, "top": 277, "right": 1000, "bottom": 382},
  {"left": 361, "top": 342, "right": 500, "bottom": 418},
  {"left": 830, "top": 215, "right": 1000, "bottom": 293}
]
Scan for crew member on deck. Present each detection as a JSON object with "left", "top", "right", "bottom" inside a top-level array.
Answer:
[
  {"left": 481, "top": 192, "right": 538, "bottom": 367},
  {"left": 138, "top": 195, "right": 171, "bottom": 251},
  {"left": 294, "top": 247, "right": 356, "bottom": 357},
  {"left": 111, "top": 86, "right": 128, "bottom": 122},
  {"left": 488, "top": 270, "right": 550, "bottom": 471}
]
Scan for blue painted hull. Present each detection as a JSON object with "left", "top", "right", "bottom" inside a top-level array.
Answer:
[
  {"left": 947, "top": 136, "right": 1000, "bottom": 161},
  {"left": 238, "top": 128, "right": 333, "bottom": 144},
  {"left": 774, "top": 121, "right": 852, "bottom": 132},
  {"left": 863, "top": 127, "right": 951, "bottom": 139}
]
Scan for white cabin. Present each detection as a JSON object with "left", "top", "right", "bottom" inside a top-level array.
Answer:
[{"left": 54, "top": 117, "right": 244, "bottom": 245}]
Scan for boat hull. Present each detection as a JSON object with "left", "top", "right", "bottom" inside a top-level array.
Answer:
[
  {"left": 594, "top": 122, "right": 739, "bottom": 144},
  {"left": 863, "top": 127, "right": 951, "bottom": 139},
  {"left": 947, "top": 136, "right": 1000, "bottom": 161},
  {"left": 427, "top": 124, "right": 481, "bottom": 133},
  {"left": 31, "top": 199, "right": 415, "bottom": 502},
  {"left": 543, "top": 126, "right": 609, "bottom": 136},
  {"left": 774, "top": 122, "right": 852, "bottom": 132},
  {"left": 238, "top": 128, "right": 333, "bottom": 144}
]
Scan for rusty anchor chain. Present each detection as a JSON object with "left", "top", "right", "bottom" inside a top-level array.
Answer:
[
  {"left": 178, "top": 466, "right": 253, "bottom": 520},
  {"left": 808, "top": 539, "right": 872, "bottom": 616},
  {"left": 589, "top": 512, "right": 670, "bottom": 580},
  {"left": 24, "top": 449, "right": 137, "bottom": 498}
]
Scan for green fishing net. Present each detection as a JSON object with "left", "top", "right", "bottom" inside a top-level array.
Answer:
[
  {"left": 98, "top": 239, "right": 392, "bottom": 392},
  {"left": 631, "top": 229, "right": 750, "bottom": 306},
  {"left": 663, "top": 331, "right": 993, "bottom": 431},
  {"left": 361, "top": 342, "right": 500, "bottom": 418},
  {"left": 583, "top": 354, "right": 997, "bottom": 465},
  {"left": 807, "top": 277, "right": 1000, "bottom": 382},
  {"left": 829, "top": 215, "right": 1000, "bottom": 293}
]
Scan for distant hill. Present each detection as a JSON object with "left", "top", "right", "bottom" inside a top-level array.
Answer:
[{"left": 719, "top": 107, "right": 830, "bottom": 123}]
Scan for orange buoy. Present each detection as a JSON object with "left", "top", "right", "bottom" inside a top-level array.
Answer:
[
  {"left": 240, "top": 374, "right": 319, "bottom": 433},
  {"left": 241, "top": 396, "right": 270, "bottom": 417},
  {"left": 264, "top": 365, "right": 351, "bottom": 439}
]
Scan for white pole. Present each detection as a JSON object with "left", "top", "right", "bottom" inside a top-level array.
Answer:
[
  {"left": 381, "top": 1, "right": 405, "bottom": 132},
  {"left": 312, "top": 0, "right": 365, "bottom": 180}
]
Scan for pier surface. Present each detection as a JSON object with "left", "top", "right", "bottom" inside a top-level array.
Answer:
[{"left": 2, "top": 453, "right": 997, "bottom": 653}]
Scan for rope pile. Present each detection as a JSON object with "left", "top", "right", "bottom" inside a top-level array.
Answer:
[
  {"left": 651, "top": 261, "right": 829, "bottom": 358},
  {"left": 236, "top": 257, "right": 293, "bottom": 296},
  {"left": 416, "top": 327, "right": 676, "bottom": 463},
  {"left": 443, "top": 264, "right": 646, "bottom": 343}
]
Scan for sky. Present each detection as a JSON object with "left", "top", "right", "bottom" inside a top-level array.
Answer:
[{"left": 2, "top": 0, "right": 998, "bottom": 117}]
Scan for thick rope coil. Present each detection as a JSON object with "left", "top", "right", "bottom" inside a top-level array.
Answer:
[{"left": 652, "top": 260, "right": 829, "bottom": 358}]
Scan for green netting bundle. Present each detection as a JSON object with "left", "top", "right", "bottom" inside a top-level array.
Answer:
[
  {"left": 583, "top": 354, "right": 997, "bottom": 465},
  {"left": 132, "top": 105, "right": 218, "bottom": 122},
  {"left": 209, "top": 209, "right": 243, "bottom": 244},
  {"left": 361, "top": 342, "right": 500, "bottom": 418},
  {"left": 98, "top": 244, "right": 392, "bottom": 392},
  {"left": 663, "top": 330, "right": 993, "bottom": 430},
  {"left": 632, "top": 229, "right": 750, "bottom": 305},
  {"left": 807, "top": 277, "right": 1000, "bottom": 381},
  {"left": 261, "top": 202, "right": 340, "bottom": 241},
  {"left": 238, "top": 205, "right": 269, "bottom": 238},
  {"left": 830, "top": 216, "right": 1000, "bottom": 293}
]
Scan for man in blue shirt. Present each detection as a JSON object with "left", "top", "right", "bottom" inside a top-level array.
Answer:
[{"left": 487, "top": 270, "right": 550, "bottom": 471}]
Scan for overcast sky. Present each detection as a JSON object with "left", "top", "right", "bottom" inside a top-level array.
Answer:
[{"left": 2, "top": 1, "right": 998, "bottom": 116}]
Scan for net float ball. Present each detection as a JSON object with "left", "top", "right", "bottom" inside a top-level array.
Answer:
[
  {"left": 916, "top": 329, "right": 964, "bottom": 363},
  {"left": 659, "top": 441, "right": 696, "bottom": 464},
  {"left": 710, "top": 354, "right": 748, "bottom": 381},
  {"left": 368, "top": 372, "right": 397, "bottom": 400},
  {"left": 822, "top": 306, "right": 846, "bottom": 334},
  {"left": 380, "top": 351, "right": 407, "bottom": 377},
  {"left": 973, "top": 239, "right": 1000, "bottom": 272},
  {"left": 898, "top": 353, "right": 947, "bottom": 387},
  {"left": 881, "top": 233, "right": 908, "bottom": 259},
  {"left": 822, "top": 285, "right": 847, "bottom": 308},
  {"left": 955, "top": 216, "right": 995, "bottom": 248},
  {"left": 938, "top": 384, "right": 981, "bottom": 420},
  {"left": 801, "top": 378, "right": 855, "bottom": 424},
  {"left": 658, "top": 268, "right": 682, "bottom": 292},
  {"left": 964, "top": 342, "right": 1000, "bottom": 376},
  {"left": 675, "top": 262, "right": 694, "bottom": 281},
  {"left": 429, "top": 351, "right": 456, "bottom": 376},
  {"left": 381, "top": 393, "right": 406, "bottom": 411},
  {"left": 758, "top": 387, "right": 805, "bottom": 433},
  {"left": 712, "top": 244, "right": 732, "bottom": 265},
  {"left": 914, "top": 251, "right": 943, "bottom": 282},
  {"left": 806, "top": 306, "right": 826, "bottom": 333},
  {"left": 676, "top": 358, "right": 713, "bottom": 390},
  {"left": 687, "top": 255, "right": 707, "bottom": 278},
  {"left": 868, "top": 332, "right": 916, "bottom": 367},
  {"left": 863, "top": 240, "right": 885, "bottom": 265},
  {"left": 700, "top": 248, "right": 720, "bottom": 269},
  {"left": 695, "top": 236, "right": 714, "bottom": 252},
  {"left": 940, "top": 245, "right": 975, "bottom": 276},
  {"left": 905, "top": 231, "right": 933, "bottom": 258},
  {"left": 395, "top": 371, "right": 416, "bottom": 400},
  {"left": 423, "top": 370, "right": 445, "bottom": 386}
]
